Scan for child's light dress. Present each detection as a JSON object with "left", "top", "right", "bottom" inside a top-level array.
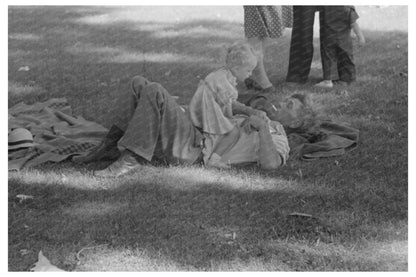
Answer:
[{"left": 189, "top": 68, "right": 289, "bottom": 165}]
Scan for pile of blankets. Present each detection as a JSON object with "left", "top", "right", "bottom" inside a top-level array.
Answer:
[{"left": 8, "top": 98, "right": 108, "bottom": 171}]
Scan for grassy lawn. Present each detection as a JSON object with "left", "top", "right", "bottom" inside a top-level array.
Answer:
[{"left": 8, "top": 6, "right": 408, "bottom": 271}]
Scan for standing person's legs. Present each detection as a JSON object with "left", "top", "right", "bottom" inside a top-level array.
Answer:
[
  {"left": 286, "top": 6, "right": 318, "bottom": 84},
  {"left": 247, "top": 37, "right": 273, "bottom": 90}
]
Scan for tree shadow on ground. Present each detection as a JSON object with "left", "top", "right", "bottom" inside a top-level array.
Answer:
[{"left": 8, "top": 165, "right": 407, "bottom": 271}]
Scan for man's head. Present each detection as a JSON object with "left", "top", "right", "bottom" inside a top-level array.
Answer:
[{"left": 250, "top": 93, "right": 314, "bottom": 129}]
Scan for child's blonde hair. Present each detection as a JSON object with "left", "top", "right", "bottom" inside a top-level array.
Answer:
[{"left": 225, "top": 41, "right": 257, "bottom": 69}]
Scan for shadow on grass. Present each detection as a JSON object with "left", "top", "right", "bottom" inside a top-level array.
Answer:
[
  {"left": 8, "top": 6, "right": 247, "bottom": 127},
  {"left": 8, "top": 161, "right": 407, "bottom": 271}
]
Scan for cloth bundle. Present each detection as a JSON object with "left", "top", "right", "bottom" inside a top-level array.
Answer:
[{"left": 8, "top": 98, "right": 108, "bottom": 170}]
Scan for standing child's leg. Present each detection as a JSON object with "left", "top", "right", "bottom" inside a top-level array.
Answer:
[
  {"left": 336, "top": 37, "right": 356, "bottom": 84},
  {"left": 316, "top": 31, "right": 338, "bottom": 88}
]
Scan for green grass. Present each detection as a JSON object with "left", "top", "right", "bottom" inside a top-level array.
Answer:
[{"left": 8, "top": 6, "right": 408, "bottom": 271}]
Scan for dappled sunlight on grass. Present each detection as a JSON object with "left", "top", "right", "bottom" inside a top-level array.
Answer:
[
  {"left": 9, "top": 33, "right": 42, "bottom": 41},
  {"left": 145, "top": 165, "right": 298, "bottom": 192},
  {"left": 154, "top": 26, "right": 242, "bottom": 40},
  {"left": 129, "top": 22, "right": 171, "bottom": 32},
  {"left": 63, "top": 201, "right": 129, "bottom": 219},
  {"left": 66, "top": 42, "right": 212, "bottom": 64},
  {"left": 74, "top": 6, "right": 242, "bottom": 26},
  {"left": 76, "top": 245, "right": 186, "bottom": 271},
  {"left": 358, "top": 74, "right": 384, "bottom": 82},
  {"left": 210, "top": 256, "right": 291, "bottom": 271},
  {"left": 9, "top": 169, "right": 106, "bottom": 190},
  {"left": 8, "top": 81, "right": 46, "bottom": 98}
]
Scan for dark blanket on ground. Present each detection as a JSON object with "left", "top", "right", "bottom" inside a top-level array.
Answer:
[
  {"left": 8, "top": 98, "right": 108, "bottom": 170},
  {"left": 285, "top": 120, "right": 359, "bottom": 161}
]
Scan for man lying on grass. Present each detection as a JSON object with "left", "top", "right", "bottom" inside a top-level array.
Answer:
[{"left": 82, "top": 42, "right": 308, "bottom": 177}]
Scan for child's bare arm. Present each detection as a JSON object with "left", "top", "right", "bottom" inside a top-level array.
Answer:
[
  {"left": 232, "top": 100, "right": 269, "bottom": 122},
  {"left": 352, "top": 21, "right": 365, "bottom": 46}
]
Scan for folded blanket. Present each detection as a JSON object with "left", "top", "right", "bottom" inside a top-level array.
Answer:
[
  {"left": 287, "top": 120, "right": 359, "bottom": 161},
  {"left": 8, "top": 98, "right": 108, "bottom": 170}
]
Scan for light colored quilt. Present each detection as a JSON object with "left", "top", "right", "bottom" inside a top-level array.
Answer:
[{"left": 8, "top": 98, "right": 108, "bottom": 170}]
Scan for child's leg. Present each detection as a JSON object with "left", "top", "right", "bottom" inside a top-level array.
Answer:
[
  {"left": 213, "top": 126, "right": 240, "bottom": 156},
  {"left": 337, "top": 37, "right": 355, "bottom": 83},
  {"left": 319, "top": 36, "right": 338, "bottom": 82},
  {"left": 207, "top": 126, "right": 240, "bottom": 169}
]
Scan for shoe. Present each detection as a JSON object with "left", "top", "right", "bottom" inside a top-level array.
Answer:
[
  {"left": 73, "top": 125, "right": 124, "bottom": 163},
  {"left": 206, "top": 153, "right": 231, "bottom": 169},
  {"left": 315, "top": 80, "right": 333, "bottom": 88},
  {"left": 94, "top": 150, "right": 142, "bottom": 178}
]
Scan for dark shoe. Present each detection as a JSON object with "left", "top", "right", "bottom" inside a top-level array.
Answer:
[
  {"left": 73, "top": 125, "right": 124, "bottom": 163},
  {"left": 94, "top": 150, "right": 142, "bottom": 178}
]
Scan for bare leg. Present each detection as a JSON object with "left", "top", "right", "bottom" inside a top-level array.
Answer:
[
  {"left": 213, "top": 126, "right": 240, "bottom": 156},
  {"left": 247, "top": 37, "right": 273, "bottom": 89},
  {"left": 206, "top": 126, "right": 240, "bottom": 169}
]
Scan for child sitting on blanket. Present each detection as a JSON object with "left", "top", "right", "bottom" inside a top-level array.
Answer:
[{"left": 189, "top": 42, "right": 281, "bottom": 169}]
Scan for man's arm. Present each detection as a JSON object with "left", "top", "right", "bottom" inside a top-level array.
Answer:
[
  {"left": 232, "top": 100, "right": 256, "bottom": 116},
  {"left": 249, "top": 115, "right": 283, "bottom": 170}
]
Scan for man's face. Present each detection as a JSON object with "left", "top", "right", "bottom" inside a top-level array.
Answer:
[{"left": 273, "top": 97, "right": 305, "bottom": 127}]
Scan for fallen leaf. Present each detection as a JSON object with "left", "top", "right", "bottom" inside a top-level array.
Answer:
[
  {"left": 31, "top": 250, "right": 65, "bottom": 272},
  {"left": 16, "top": 194, "right": 34, "bottom": 203},
  {"left": 20, "top": 249, "right": 30, "bottom": 256},
  {"left": 18, "top": 66, "right": 30, "bottom": 71},
  {"left": 296, "top": 169, "right": 303, "bottom": 179},
  {"left": 289, "top": 212, "right": 313, "bottom": 218},
  {"left": 338, "top": 90, "right": 349, "bottom": 97}
]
